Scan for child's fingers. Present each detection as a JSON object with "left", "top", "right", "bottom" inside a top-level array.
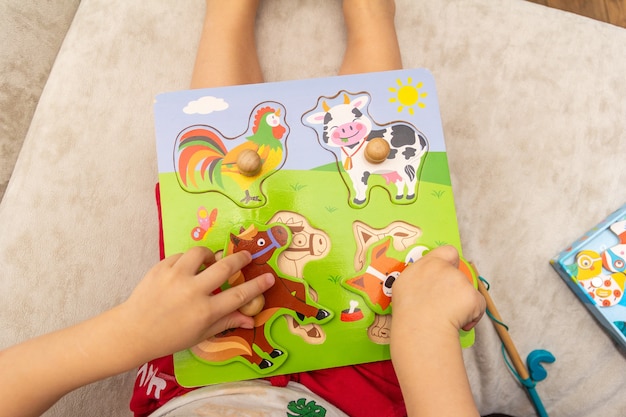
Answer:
[
  {"left": 161, "top": 252, "right": 184, "bottom": 267},
  {"left": 172, "top": 246, "right": 216, "bottom": 273},
  {"left": 197, "top": 251, "right": 252, "bottom": 293},
  {"left": 461, "top": 294, "right": 486, "bottom": 331},
  {"left": 207, "top": 273, "right": 275, "bottom": 323},
  {"left": 202, "top": 311, "right": 255, "bottom": 337},
  {"left": 425, "top": 245, "right": 460, "bottom": 268}
]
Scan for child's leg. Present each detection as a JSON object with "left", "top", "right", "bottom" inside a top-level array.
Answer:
[
  {"left": 339, "top": 0, "right": 402, "bottom": 75},
  {"left": 190, "top": 0, "right": 263, "bottom": 89}
]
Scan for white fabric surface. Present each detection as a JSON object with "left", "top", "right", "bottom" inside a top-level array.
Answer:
[{"left": 148, "top": 380, "right": 348, "bottom": 417}]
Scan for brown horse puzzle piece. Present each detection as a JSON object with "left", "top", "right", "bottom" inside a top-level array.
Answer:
[{"left": 191, "top": 223, "right": 332, "bottom": 369}]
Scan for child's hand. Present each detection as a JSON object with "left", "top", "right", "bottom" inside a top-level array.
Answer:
[
  {"left": 119, "top": 246, "right": 275, "bottom": 362},
  {"left": 392, "top": 245, "right": 485, "bottom": 337},
  {"left": 390, "top": 246, "right": 485, "bottom": 417}
]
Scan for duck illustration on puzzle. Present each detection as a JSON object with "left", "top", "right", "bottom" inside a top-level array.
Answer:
[
  {"left": 303, "top": 92, "right": 428, "bottom": 207},
  {"left": 575, "top": 250, "right": 626, "bottom": 307},
  {"left": 175, "top": 102, "right": 288, "bottom": 206}
]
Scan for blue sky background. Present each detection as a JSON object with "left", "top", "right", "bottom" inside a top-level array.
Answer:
[{"left": 154, "top": 68, "right": 448, "bottom": 174}]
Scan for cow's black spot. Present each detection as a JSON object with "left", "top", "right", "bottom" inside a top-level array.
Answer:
[
  {"left": 390, "top": 125, "right": 416, "bottom": 147},
  {"left": 387, "top": 148, "right": 398, "bottom": 159},
  {"left": 324, "top": 112, "right": 333, "bottom": 124},
  {"left": 361, "top": 171, "right": 370, "bottom": 185},
  {"left": 368, "top": 129, "right": 387, "bottom": 140},
  {"left": 402, "top": 147, "right": 417, "bottom": 159},
  {"left": 418, "top": 133, "right": 427, "bottom": 148},
  {"left": 352, "top": 108, "right": 363, "bottom": 118}
]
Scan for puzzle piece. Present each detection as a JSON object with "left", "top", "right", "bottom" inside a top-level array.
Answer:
[
  {"left": 267, "top": 212, "right": 331, "bottom": 346},
  {"left": 602, "top": 220, "right": 626, "bottom": 273},
  {"left": 575, "top": 250, "right": 626, "bottom": 307},
  {"left": 174, "top": 102, "right": 289, "bottom": 208},
  {"left": 344, "top": 237, "right": 428, "bottom": 315},
  {"left": 303, "top": 91, "right": 428, "bottom": 208},
  {"left": 345, "top": 238, "right": 477, "bottom": 344},
  {"left": 190, "top": 222, "right": 333, "bottom": 372},
  {"left": 352, "top": 220, "right": 422, "bottom": 271}
]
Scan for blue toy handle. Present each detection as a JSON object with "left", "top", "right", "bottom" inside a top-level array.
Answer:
[
  {"left": 522, "top": 349, "right": 555, "bottom": 417},
  {"left": 527, "top": 349, "right": 556, "bottom": 382},
  {"left": 523, "top": 382, "right": 549, "bottom": 417}
]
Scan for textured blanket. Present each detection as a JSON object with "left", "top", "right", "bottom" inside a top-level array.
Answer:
[{"left": 1, "top": 1, "right": 625, "bottom": 416}]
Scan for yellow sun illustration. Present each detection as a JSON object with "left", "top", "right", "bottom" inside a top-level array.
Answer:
[{"left": 388, "top": 77, "right": 428, "bottom": 114}]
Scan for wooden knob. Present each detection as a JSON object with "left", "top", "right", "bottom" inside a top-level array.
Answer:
[
  {"left": 237, "top": 149, "right": 262, "bottom": 176},
  {"left": 239, "top": 294, "right": 265, "bottom": 316},
  {"left": 364, "top": 138, "right": 390, "bottom": 164}
]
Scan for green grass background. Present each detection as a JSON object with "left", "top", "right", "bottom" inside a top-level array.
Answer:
[{"left": 159, "top": 152, "right": 473, "bottom": 386}]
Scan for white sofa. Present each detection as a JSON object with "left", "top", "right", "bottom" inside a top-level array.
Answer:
[{"left": 1, "top": 1, "right": 625, "bottom": 416}]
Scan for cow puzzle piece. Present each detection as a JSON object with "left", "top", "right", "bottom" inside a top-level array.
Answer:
[{"left": 303, "top": 91, "right": 428, "bottom": 208}]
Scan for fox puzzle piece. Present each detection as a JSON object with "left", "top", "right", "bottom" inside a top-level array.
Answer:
[{"left": 154, "top": 68, "right": 474, "bottom": 387}]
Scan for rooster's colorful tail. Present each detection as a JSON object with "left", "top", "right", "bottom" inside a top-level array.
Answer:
[{"left": 176, "top": 127, "right": 228, "bottom": 189}]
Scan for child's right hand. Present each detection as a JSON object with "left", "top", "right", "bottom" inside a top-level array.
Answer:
[
  {"left": 391, "top": 245, "right": 485, "bottom": 338},
  {"left": 390, "top": 246, "right": 485, "bottom": 417}
]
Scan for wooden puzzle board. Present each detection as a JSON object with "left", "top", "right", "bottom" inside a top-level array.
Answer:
[{"left": 154, "top": 68, "right": 475, "bottom": 387}]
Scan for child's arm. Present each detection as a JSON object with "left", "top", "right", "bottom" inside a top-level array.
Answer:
[
  {"left": 390, "top": 246, "right": 486, "bottom": 417},
  {"left": 0, "top": 247, "right": 275, "bottom": 417}
]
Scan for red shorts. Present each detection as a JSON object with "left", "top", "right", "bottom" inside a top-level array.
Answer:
[
  {"left": 130, "top": 186, "right": 406, "bottom": 417},
  {"left": 129, "top": 354, "right": 406, "bottom": 417}
]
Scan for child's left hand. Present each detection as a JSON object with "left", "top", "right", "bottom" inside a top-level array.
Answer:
[{"left": 119, "top": 246, "right": 275, "bottom": 363}]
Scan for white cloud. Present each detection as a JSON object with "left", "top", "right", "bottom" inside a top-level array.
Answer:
[{"left": 183, "top": 96, "right": 229, "bottom": 115}]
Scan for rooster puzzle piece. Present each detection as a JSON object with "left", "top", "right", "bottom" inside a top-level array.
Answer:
[{"left": 175, "top": 102, "right": 288, "bottom": 207}]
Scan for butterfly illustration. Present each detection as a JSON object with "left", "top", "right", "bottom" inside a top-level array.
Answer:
[{"left": 191, "top": 207, "right": 218, "bottom": 241}]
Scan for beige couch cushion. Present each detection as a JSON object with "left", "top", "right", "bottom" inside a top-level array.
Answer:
[{"left": 0, "top": 0, "right": 80, "bottom": 200}]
